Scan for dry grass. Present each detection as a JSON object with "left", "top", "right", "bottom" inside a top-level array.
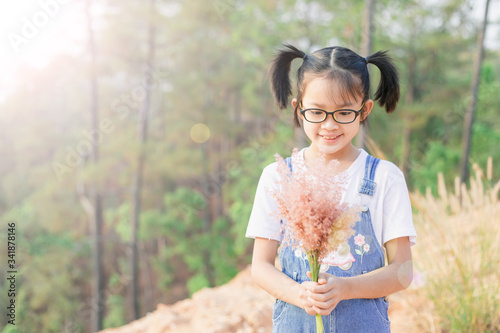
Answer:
[{"left": 410, "top": 159, "right": 500, "bottom": 332}]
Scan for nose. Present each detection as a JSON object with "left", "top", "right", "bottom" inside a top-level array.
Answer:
[{"left": 321, "top": 114, "right": 339, "bottom": 130}]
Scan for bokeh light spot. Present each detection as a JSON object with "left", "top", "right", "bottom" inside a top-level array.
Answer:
[{"left": 190, "top": 123, "right": 210, "bottom": 143}]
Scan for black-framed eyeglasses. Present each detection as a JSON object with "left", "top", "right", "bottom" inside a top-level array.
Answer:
[{"left": 299, "top": 101, "right": 365, "bottom": 124}]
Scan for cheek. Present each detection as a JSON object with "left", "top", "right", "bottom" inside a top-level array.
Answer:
[
  {"left": 303, "top": 123, "right": 320, "bottom": 137},
  {"left": 347, "top": 123, "right": 361, "bottom": 137}
]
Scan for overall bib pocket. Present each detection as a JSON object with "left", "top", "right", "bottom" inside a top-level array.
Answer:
[
  {"left": 272, "top": 299, "right": 288, "bottom": 324},
  {"left": 369, "top": 297, "right": 391, "bottom": 326}
]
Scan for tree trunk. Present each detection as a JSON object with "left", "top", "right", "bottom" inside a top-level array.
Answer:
[
  {"left": 234, "top": 91, "right": 244, "bottom": 146},
  {"left": 356, "top": 0, "right": 374, "bottom": 150},
  {"left": 460, "top": 0, "right": 490, "bottom": 184},
  {"left": 141, "top": 242, "right": 155, "bottom": 313},
  {"left": 85, "top": 0, "right": 104, "bottom": 330},
  {"left": 130, "top": 0, "right": 156, "bottom": 320},
  {"left": 401, "top": 49, "right": 416, "bottom": 178},
  {"left": 201, "top": 140, "right": 215, "bottom": 287},
  {"left": 401, "top": 119, "right": 412, "bottom": 177}
]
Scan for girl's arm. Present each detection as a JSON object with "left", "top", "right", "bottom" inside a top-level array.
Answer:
[
  {"left": 251, "top": 237, "right": 318, "bottom": 315},
  {"left": 306, "top": 236, "right": 413, "bottom": 316}
]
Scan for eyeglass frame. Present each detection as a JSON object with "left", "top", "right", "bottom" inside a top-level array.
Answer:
[{"left": 298, "top": 101, "right": 366, "bottom": 124}]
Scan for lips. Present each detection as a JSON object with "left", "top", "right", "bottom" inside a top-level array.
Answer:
[{"left": 320, "top": 134, "right": 342, "bottom": 141}]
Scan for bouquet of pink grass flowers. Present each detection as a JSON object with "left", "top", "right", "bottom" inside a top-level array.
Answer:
[{"left": 269, "top": 149, "right": 360, "bottom": 333}]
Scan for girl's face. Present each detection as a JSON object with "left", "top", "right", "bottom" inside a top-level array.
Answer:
[{"left": 293, "top": 77, "right": 373, "bottom": 162}]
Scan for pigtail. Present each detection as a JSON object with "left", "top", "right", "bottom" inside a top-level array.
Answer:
[
  {"left": 269, "top": 44, "right": 307, "bottom": 110},
  {"left": 366, "top": 51, "right": 400, "bottom": 113}
]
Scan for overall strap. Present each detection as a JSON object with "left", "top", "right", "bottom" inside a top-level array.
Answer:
[
  {"left": 358, "top": 155, "right": 380, "bottom": 196},
  {"left": 284, "top": 156, "right": 293, "bottom": 172}
]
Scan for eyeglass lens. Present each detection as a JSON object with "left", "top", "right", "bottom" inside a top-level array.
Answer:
[{"left": 304, "top": 110, "right": 356, "bottom": 123}]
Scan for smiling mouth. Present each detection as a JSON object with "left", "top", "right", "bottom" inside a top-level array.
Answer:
[{"left": 321, "top": 134, "right": 341, "bottom": 140}]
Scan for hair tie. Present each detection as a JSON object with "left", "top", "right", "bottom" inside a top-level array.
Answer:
[
  {"left": 303, "top": 54, "right": 308, "bottom": 60},
  {"left": 364, "top": 57, "right": 369, "bottom": 64}
]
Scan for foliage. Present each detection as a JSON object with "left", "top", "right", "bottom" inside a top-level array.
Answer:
[
  {"left": 0, "top": 204, "right": 88, "bottom": 331},
  {"left": 227, "top": 120, "right": 295, "bottom": 258},
  {"left": 142, "top": 187, "right": 240, "bottom": 295},
  {"left": 412, "top": 141, "right": 461, "bottom": 194},
  {"left": 0, "top": 325, "right": 19, "bottom": 333},
  {"left": 103, "top": 294, "right": 127, "bottom": 329},
  {"left": 412, "top": 165, "right": 500, "bottom": 332},
  {"left": 0, "top": 0, "right": 498, "bottom": 331}
]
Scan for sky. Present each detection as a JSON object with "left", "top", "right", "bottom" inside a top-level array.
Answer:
[
  {"left": 0, "top": 0, "right": 88, "bottom": 65},
  {"left": 0, "top": 0, "right": 88, "bottom": 99},
  {"left": 0, "top": 0, "right": 498, "bottom": 100}
]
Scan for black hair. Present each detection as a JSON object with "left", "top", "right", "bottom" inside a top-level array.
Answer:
[{"left": 269, "top": 44, "right": 400, "bottom": 127}]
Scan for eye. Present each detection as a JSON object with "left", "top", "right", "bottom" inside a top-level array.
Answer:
[
  {"left": 338, "top": 111, "right": 354, "bottom": 116},
  {"left": 310, "top": 110, "right": 324, "bottom": 115}
]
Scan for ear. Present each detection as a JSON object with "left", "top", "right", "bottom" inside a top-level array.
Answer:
[
  {"left": 360, "top": 99, "right": 374, "bottom": 121},
  {"left": 292, "top": 98, "right": 303, "bottom": 121}
]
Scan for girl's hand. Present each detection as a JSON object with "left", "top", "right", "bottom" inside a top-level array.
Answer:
[
  {"left": 298, "top": 280, "right": 319, "bottom": 316},
  {"left": 304, "top": 271, "right": 347, "bottom": 316}
]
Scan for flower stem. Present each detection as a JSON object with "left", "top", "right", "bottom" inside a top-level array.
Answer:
[
  {"left": 316, "top": 314, "right": 324, "bottom": 333},
  {"left": 308, "top": 250, "right": 324, "bottom": 333}
]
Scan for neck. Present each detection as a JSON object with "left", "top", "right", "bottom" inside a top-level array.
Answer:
[{"left": 304, "top": 144, "right": 360, "bottom": 173}]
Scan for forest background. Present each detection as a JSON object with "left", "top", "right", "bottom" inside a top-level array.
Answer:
[{"left": 0, "top": 0, "right": 499, "bottom": 332}]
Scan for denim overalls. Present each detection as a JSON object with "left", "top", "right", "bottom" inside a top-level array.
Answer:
[{"left": 273, "top": 155, "right": 391, "bottom": 333}]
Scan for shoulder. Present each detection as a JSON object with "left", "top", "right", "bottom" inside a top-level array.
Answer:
[
  {"left": 371, "top": 157, "right": 416, "bottom": 246},
  {"left": 256, "top": 152, "right": 299, "bottom": 193},
  {"left": 261, "top": 161, "right": 279, "bottom": 179},
  {"left": 255, "top": 161, "right": 281, "bottom": 191},
  {"left": 260, "top": 152, "right": 295, "bottom": 182},
  {"left": 353, "top": 150, "right": 406, "bottom": 186},
  {"left": 374, "top": 157, "right": 407, "bottom": 186}
]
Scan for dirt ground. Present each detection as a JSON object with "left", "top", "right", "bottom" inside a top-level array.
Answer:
[{"left": 100, "top": 266, "right": 438, "bottom": 333}]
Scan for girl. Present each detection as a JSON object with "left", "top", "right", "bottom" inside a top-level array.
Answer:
[{"left": 246, "top": 44, "right": 417, "bottom": 332}]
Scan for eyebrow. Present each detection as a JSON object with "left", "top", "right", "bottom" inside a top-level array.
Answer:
[{"left": 307, "top": 101, "right": 353, "bottom": 109}]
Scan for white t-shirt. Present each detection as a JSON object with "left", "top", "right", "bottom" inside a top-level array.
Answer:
[{"left": 245, "top": 148, "right": 416, "bottom": 247}]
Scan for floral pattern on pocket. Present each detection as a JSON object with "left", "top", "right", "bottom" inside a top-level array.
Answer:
[{"left": 354, "top": 234, "right": 370, "bottom": 263}]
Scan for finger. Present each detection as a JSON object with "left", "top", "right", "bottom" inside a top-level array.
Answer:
[
  {"left": 301, "top": 281, "right": 313, "bottom": 288},
  {"left": 313, "top": 304, "right": 336, "bottom": 316},
  {"left": 305, "top": 307, "right": 316, "bottom": 316},
  {"left": 308, "top": 289, "right": 334, "bottom": 302},
  {"left": 308, "top": 282, "right": 334, "bottom": 293},
  {"left": 307, "top": 271, "right": 328, "bottom": 284},
  {"left": 310, "top": 296, "right": 338, "bottom": 311},
  {"left": 314, "top": 272, "right": 330, "bottom": 285},
  {"left": 301, "top": 281, "right": 317, "bottom": 290},
  {"left": 309, "top": 275, "right": 338, "bottom": 293}
]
